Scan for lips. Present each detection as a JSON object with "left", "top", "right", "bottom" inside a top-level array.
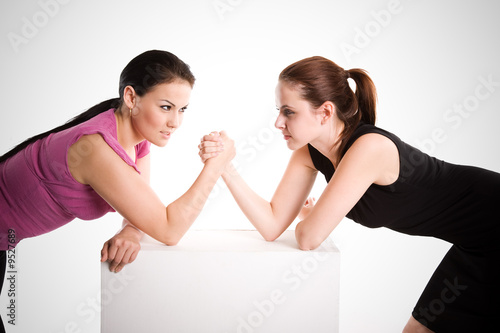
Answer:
[
  {"left": 282, "top": 133, "right": 291, "bottom": 140},
  {"left": 160, "top": 131, "right": 171, "bottom": 139}
]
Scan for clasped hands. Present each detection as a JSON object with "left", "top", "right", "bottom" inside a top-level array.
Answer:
[
  {"left": 199, "top": 130, "right": 315, "bottom": 216},
  {"left": 102, "top": 130, "right": 315, "bottom": 273},
  {"left": 198, "top": 130, "right": 316, "bottom": 218},
  {"left": 101, "top": 131, "right": 234, "bottom": 273},
  {"left": 198, "top": 130, "right": 234, "bottom": 165}
]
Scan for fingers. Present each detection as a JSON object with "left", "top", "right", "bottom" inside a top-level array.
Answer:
[
  {"left": 111, "top": 247, "right": 136, "bottom": 273},
  {"left": 199, "top": 132, "right": 225, "bottom": 163},
  {"left": 109, "top": 246, "right": 126, "bottom": 273},
  {"left": 200, "top": 131, "right": 230, "bottom": 146},
  {"left": 198, "top": 143, "right": 223, "bottom": 163},
  {"left": 200, "top": 132, "right": 223, "bottom": 149},
  {"left": 199, "top": 130, "right": 235, "bottom": 164},
  {"left": 298, "top": 197, "right": 317, "bottom": 221},
  {"left": 202, "top": 131, "right": 222, "bottom": 142},
  {"left": 129, "top": 249, "right": 139, "bottom": 263},
  {"left": 100, "top": 241, "right": 109, "bottom": 262},
  {"left": 106, "top": 239, "right": 119, "bottom": 264},
  {"left": 198, "top": 141, "right": 223, "bottom": 153},
  {"left": 102, "top": 238, "right": 141, "bottom": 273},
  {"left": 304, "top": 197, "right": 317, "bottom": 207},
  {"left": 109, "top": 249, "right": 136, "bottom": 273}
]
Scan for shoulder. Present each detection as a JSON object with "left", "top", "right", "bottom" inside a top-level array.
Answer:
[
  {"left": 341, "top": 132, "right": 399, "bottom": 186},
  {"left": 344, "top": 132, "right": 398, "bottom": 165},
  {"left": 67, "top": 134, "right": 122, "bottom": 184},
  {"left": 291, "top": 144, "right": 317, "bottom": 171},
  {"left": 50, "top": 110, "right": 116, "bottom": 151},
  {"left": 349, "top": 132, "right": 397, "bottom": 153},
  {"left": 68, "top": 133, "right": 110, "bottom": 159},
  {"left": 345, "top": 123, "right": 402, "bottom": 153},
  {"left": 343, "top": 123, "right": 400, "bottom": 159}
]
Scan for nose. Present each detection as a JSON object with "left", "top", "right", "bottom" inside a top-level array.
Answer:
[
  {"left": 167, "top": 110, "right": 181, "bottom": 129},
  {"left": 275, "top": 114, "right": 285, "bottom": 130}
]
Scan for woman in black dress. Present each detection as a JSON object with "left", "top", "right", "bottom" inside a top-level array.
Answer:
[{"left": 199, "top": 56, "right": 499, "bottom": 332}]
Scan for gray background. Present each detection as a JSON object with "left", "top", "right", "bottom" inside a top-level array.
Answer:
[{"left": 1, "top": 0, "right": 499, "bottom": 332}]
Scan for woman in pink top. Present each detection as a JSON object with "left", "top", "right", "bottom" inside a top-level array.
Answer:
[{"left": 0, "top": 50, "right": 234, "bottom": 326}]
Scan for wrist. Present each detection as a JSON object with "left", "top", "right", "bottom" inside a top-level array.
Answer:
[
  {"left": 221, "top": 162, "right": 238, "bottom": 182},
  {"left": 204, "top": 157, "right": 228, "bottom": 175},
  {"left": 121, "top": 224, "right": 144, "bottom": 241}
]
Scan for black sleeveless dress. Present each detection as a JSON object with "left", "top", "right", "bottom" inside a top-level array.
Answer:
[{"left": 307, "top": 123, "right": 500, "bottom": 332}]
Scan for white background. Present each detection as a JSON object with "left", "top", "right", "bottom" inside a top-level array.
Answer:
[{"left": 1, "top": 0, "right": 499, "bottom": 332}]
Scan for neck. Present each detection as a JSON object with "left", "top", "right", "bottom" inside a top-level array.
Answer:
[
  {"left": 309, "top": 121, "right": 344, "bottom": 167},
  {"left": 114, "top": 107, "right": 144, "bottom": 152}
]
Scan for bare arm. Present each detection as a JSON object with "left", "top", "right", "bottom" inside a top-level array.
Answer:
[
  {"left": 69, "top": 133, "right": 234, "bottom": 247},
  {"left": 201, "top": 132, "right": 398, "bottom": 250},
  {"left": 295, "top": 134, "right": 399, "bottom": 250},
  {"left": 100, "top": 153, "right": 149, "bottom": 272},
  {"left": 119, "top": 152, "right": 151, "bottom": 240},
  {"left": 201, "top": 134, "right": 317, "bottom": 241}
]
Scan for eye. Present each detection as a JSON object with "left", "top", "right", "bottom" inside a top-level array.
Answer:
[
  {"left": 180, "top": 107, "right": 188, "bottom": 113},
  {"left": 161, "top": 105, "right": 172, "bottom": 111},
  {"left": 277, "top": 107, "right": 294, "bottom": 116}
]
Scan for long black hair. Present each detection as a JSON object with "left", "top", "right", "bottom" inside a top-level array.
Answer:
[{"left": 0, "top": 50, "right": 195, "bottom": 164}]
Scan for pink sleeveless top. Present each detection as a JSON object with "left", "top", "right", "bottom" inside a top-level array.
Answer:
[{"left": 0, "top": 109, "right": 150, "bottom": 250}]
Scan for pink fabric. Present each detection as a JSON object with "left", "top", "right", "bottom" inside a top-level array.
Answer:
[{"left": 0, "top": 109, "right": 150, "bottom": 250}]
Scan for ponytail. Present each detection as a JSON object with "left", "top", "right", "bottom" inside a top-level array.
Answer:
[
  {"left": 347, "top": 68, "right": 377, "bottom": 125},
  {"left": 279, "top": 56, "right": 377, "bottom": 165},
  {"left": 0, "top": 98, "right": 120, "bottom": 164},
  {"left": 0, "top": 49, "right": 195, "bottom": 164}
]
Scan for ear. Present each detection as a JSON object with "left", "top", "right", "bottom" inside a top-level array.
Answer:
[
  {"left": 122, "top": 85, "right": 137, "bottom": 109},
  {"left": 319, "top": 101, "right": 335, "bottom": 125}
]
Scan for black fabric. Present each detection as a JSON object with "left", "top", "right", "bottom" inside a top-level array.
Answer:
[{"left": 308, "top": 123, "right": 500, "bottom": 331}]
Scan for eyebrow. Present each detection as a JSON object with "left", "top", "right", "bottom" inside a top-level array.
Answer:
[
  {"left": 160, "top": 100, "right": 189, "bottom": 109},
  {"left": 161, "top": 99, "right": 176, "bottom": 107},
  {"left": 277, "top": 104, "right": 293, "bottom": 110}
]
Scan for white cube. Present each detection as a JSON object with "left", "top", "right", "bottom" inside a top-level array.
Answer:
[{"left": 101, "top": 230, "right": 340, "bottom": 333}]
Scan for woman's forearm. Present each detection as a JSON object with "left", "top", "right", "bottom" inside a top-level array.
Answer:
[
  {"left": 163, "top": 159, "right": 226, "bottom": 243},
  {"left": 155, "top": 132, "right": 235, "bottom": 245},
  {"left": 221, "top": 163, "right": 285, "bottom": 241}
]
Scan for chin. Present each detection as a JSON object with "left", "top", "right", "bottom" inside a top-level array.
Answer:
[
  {"left": 286, "top": 141, "right": 303, "bottom": 151},
  {"left": 158, "top": 141, "right": 169, "bottom": 147},
  {"left": 151, "top": 139, "right": 168, "bottom": 147}
]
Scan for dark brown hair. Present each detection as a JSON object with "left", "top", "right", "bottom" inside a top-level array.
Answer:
[
  {"left": 0, "top": 50, "right": 195, "bottom": 163},
  {"left": 279, "top": 56, "right": 377, "bottom": 164}
]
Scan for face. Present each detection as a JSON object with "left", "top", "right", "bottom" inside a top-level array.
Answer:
[
  {"left": 131, "top": 80, "right": 192, "bottom": 147},
  {"left": 275, "top": 81, "right": 324, "bottom": 150}
]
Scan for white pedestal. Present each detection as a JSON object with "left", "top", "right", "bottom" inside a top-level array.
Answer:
[{"left": 101, "top": 230, "right": 340, "bottom": 333}]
